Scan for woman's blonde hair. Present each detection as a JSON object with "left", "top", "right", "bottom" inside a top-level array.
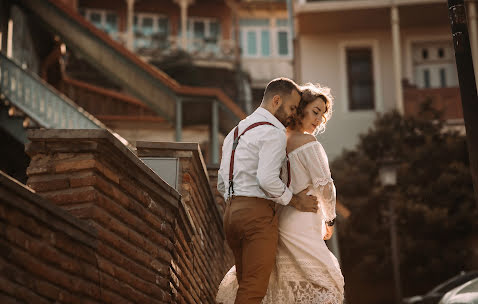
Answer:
[{"left": 289, "top": 83, "right": 334, "bottom": 135}]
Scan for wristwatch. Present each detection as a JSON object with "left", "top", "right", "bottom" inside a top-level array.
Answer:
[{"left": 326, "top": 218, "right": 336, "bottom": 227}]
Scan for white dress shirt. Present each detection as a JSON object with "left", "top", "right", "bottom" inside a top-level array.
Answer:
[{"left": 217, "top": 107, "right": 293, "bottom": 205}]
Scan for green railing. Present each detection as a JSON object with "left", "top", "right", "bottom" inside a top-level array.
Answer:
[{"left": 0, "top": 52, "right": 102, "bottom": 129}]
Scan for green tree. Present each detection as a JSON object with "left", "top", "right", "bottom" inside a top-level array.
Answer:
[{"left": 331, "top": 102, "right": 477, "bottom": 303}]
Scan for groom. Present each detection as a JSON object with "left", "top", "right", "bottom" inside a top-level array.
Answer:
[{"left": 217, "top": 78, "right": 318, "bottom": 304}]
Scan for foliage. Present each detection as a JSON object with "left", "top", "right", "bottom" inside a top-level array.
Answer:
[{"left": 331, "top": 101, "right": 477, "bottom": 301}]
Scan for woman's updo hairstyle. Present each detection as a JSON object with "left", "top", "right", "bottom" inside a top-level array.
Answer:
[{"left": 289, "top": 83, "right": 334, "bottom": 135}]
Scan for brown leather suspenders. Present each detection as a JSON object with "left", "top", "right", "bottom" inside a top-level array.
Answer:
[{"left": 227, "top": 122, "right": 291, "bottom": 199}]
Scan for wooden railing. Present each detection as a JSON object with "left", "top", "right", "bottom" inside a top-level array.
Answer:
[
  {"left": 135, "top": 35, "right": 237, "bottom": 61},
  {"left": 60, "top": 77, "right": 163, "bottom": 122}
]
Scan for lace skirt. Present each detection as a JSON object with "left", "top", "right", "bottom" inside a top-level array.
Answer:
[{"left": 216, "top": 206, "right": 345, "bottom": 304}]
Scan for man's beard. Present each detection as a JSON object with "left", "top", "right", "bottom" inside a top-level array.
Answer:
[{"left": 275, "top": 104, "right": 293, "bottom": 127}]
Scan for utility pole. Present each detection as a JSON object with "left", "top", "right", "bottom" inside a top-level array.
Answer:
[
  {"left": 448, "top": 0, "right": 478, "bottom": 205},
  {"left": 389, "top": 197, "right": 402, "bottom": 304}
]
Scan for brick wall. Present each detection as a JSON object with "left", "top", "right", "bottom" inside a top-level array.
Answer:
[
  {"left": 136, "top": 141, "right": 234, "bottom": 304},
  {"left": 403, "top": 87, "right": 463, "bottom": 120},
  {"left": 25, "top": 129, "right": 180, "bottom": 303},
  {"left": 0, "top": 170, "right": 102, "bottom": 303},
  {"left": 16, "top": 129, "right": 232, "bottom": 303}
]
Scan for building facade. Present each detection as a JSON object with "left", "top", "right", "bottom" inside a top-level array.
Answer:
[{"left": 294, "top": 0, "right": 472, "bottom": 160}]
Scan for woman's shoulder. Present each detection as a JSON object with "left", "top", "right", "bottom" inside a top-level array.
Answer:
[{"left": 287, "top": 133, "right": 319, "bottom": 154}]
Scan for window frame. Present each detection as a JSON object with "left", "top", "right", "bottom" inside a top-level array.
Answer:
[
  {"left": 346, "top": 48, "right": 376, "bottom": 111},
  {"left": 133, "top": 12, "right": 170, "bottom": 49},
  {"left": 80, "top": 8, "right": 119, "bottom": 35},
  {"left": 240, "top": 18, "right": 292, "bottom": 59},
  {"left": 181, "top": 17, "right": 221, "bottom": 40},
  {"left": 339, "top": 39, "right": 382, "bottom": 113},
  {"left": 404, "top": 34, "right": 455, "bottom": 88}
]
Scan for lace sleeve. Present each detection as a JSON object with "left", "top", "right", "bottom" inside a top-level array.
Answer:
[{"left": 299, "top": 142, "right": 337, "bottom": 221}]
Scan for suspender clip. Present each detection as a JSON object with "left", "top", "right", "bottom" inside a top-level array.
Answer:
[
  {"left": 228, "top": 180, "right": 234, "bottom": 198},
  {"left": 232, "top": 138, "right": 239, "bottom": 150}
]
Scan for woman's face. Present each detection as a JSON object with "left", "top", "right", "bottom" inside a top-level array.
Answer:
[{"left": 301, "top": 97, "right": 326, "bottom": 134}]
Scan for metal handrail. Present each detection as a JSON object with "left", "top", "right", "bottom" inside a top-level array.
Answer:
[{"left": 0, "top": 52, "right": 103, "bottom": 129}]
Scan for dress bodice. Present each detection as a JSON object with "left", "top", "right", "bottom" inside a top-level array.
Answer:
[{"left": 281, "top": 141, "right": 337, "bottom": 222}]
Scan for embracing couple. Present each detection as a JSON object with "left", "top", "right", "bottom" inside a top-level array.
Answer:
[{"left": 215, "top": 78, "right": 345, "bottom": 304}]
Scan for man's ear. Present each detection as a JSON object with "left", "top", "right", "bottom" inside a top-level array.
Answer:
[{"left": 272, "top": 95, "right": 282, "bottom": 108}]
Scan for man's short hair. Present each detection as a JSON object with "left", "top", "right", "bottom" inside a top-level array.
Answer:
[{"left": 263, "top": 77, "right": 301, "bottom": 101}]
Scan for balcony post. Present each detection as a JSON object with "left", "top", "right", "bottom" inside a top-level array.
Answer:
[
  {"left": 211, "top": 100, "right": 219, "bottom": 165},
  {"left": 125, "top": 0, "right": 135, "bottom": 51},
  {"left": 391, "top": 5, "right": 404, "bottom": 115},
  {"left": 175, "top": 0, "right": 194, "bottom": 50},
  {"left": 175, "top": 97, "right": 182, "bottom": 142}
]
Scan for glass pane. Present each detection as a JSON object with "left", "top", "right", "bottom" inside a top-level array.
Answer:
[
  {"left": 133, "top": 15, "right": 139, "bottom": 34},
  {"left": 238, "top": 29, "right": 242, "bottom": 48},
  {"left": 440, "top": 68, "right": 447, "bottom": 87},
  {"left": 247, "top": 31, "right": 257, "bottom": 55},
  {"left": 105, "top": 13, "right": 117, "bottom": 33},
  {"left": 422, "top": 48, "right": 428, "bottom": 59},
  {"left": 278, "top": 31, "right": 288, "bottom": 55},
  {"left": 346, "top": 48, "right": 374, "bottom": 110},
  {"left": 424, "top": 69, "right": 430, "bottom": 88},
  {"left": 142, "top": 17, "right": 154, "bottom": 35},
  {"left": 438, "top": 48, "right": 445, "bottom": 58},
  {"left": 193, "top": 21, "right": 205, "bottom": 38},
  {"left": 261, "top": 30, "right": 270, "bottom": 56},
  {"left": 209, "top": 21, "right": 220, "bottom": 38},
  {"left": 90, "top": 12, "right": 102, "bottom": 28},
  {"left": 158, "top": 17, "right": 169, "bottom": 34}
]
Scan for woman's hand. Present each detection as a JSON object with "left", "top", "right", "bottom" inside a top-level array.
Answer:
[{"left": 323, "top": 225, "right": 334, "bottom": 240}]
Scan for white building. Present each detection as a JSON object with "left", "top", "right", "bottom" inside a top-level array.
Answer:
[{"left": 294, "top": 0, "right": 475, "bottom": 159}]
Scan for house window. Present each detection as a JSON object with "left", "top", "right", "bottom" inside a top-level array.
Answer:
[
  {"left": 276, "top": 19, "right": 291, "bottom": 57},
  {"left": 240, "top": 18, "right": 291, "bottom": 58},
  {"left": 240, "top": 19, "right": 270, "bottom": 57},
  {"left": 179, "top": 18, "right": 220, "bottom": 53},
  {"left": 134, "top": 13, "right": 169, "bottom": 49},
  {"left": 179, "top": 18, "right": 220, "bottom": 40},
  {"left": 81, "top": 9, "right": 119, "bottom": 37},
  {"left": 412, "top": 41, "right": 458, "bottom": 88},
  {"left": 346, "top": 48, "right": 375, "bottom": 111}
]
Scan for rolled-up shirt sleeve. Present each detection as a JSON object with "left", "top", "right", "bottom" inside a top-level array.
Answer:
[
  {"left": 256, "top": 128, "right": 292, "bottom": 205},
  {"left": 217, "top": 173, "right": 226, "bottom": 196}
]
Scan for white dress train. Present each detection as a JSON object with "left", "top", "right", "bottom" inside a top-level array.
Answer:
[{"left": 216, "top": 141, "right": 345, "bottom": 304}]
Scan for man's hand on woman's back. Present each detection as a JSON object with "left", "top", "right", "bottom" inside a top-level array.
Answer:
[{"left": 289, "top": 189, "right": 318, "bottom": 212}]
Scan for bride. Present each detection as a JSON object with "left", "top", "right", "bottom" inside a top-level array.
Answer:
[{"left": 216, "top": 83, "right": 345, "bottom": 304}]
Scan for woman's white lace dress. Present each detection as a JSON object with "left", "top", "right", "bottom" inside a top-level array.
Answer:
[{"left": 216, "top": 141, "right": 345, "bottom": 304}]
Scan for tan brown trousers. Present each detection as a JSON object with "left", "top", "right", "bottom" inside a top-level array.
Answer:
[{"left": 223, "top": 196, "right": 279, "bottom": 304}]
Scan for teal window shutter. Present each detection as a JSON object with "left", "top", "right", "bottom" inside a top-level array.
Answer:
[
  {"left": 247, "top": 31, "right": 257, "bottom": 55},
  {"left": 278, "top": 31, "right": 289, "bottom": 55}
]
